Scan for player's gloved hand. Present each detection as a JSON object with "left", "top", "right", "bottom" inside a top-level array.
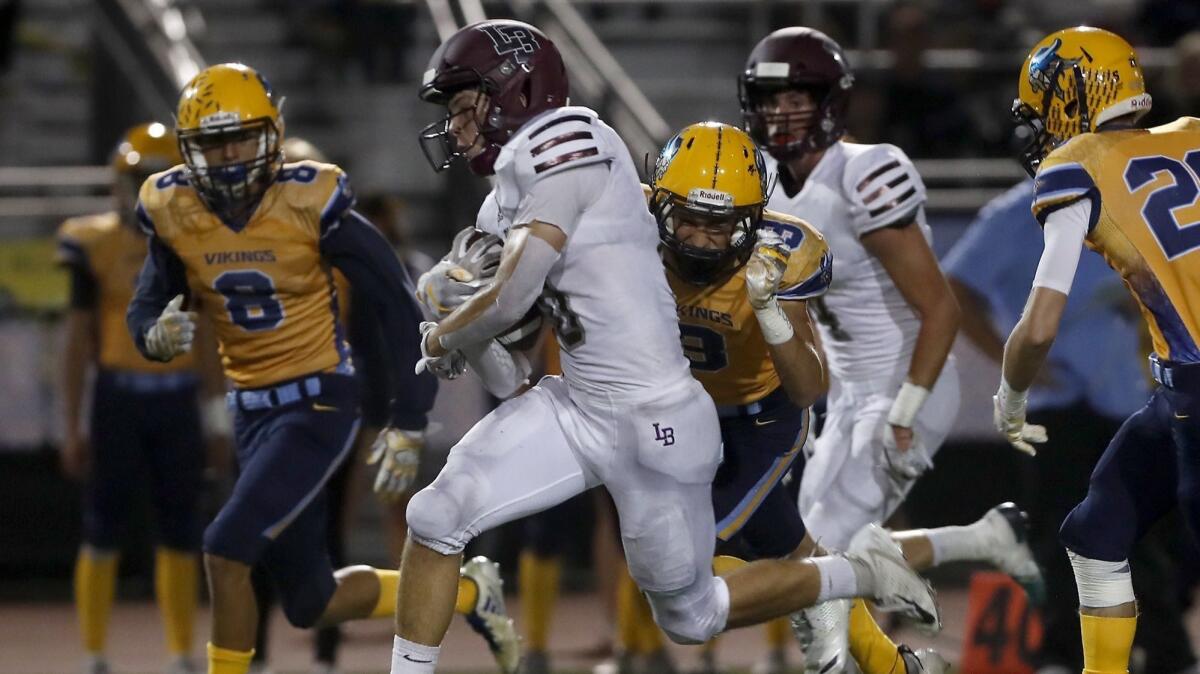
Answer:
[
  {"left": 367, "top": 427, "right": 423, "bottom": 499},
  {"left": 144, "top": 294, "right": 197, "bottom": 361},
  {"left": 744, "top": 229, "right": 790, "bottom": 310},
  {"left": 880, "top": 421, "right": 930, "bottom": 482},
  {"left": 993, "top": 379, "right": 1047, "bottom": 456},
  {"left": 414, "top": 321, "right": 467, "bottom": 379},
  {"left": 416, "top": 260, "right": 487, "bottom": 319}
]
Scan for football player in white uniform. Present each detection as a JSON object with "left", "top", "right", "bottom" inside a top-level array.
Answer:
[
  {"left": 382, "top": 20, "right": 941, "bottom": 674},
  {"left": 739, "top": 27, "right": 1043, "bottom": 673}
]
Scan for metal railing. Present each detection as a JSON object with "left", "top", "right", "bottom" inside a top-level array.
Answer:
[{"left": 508, "top": 0, "right": 672, "bottom": 160}]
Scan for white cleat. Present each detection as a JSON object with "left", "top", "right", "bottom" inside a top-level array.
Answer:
[
  {"left": 847, "top": 524, "right": 941, "bottom": 633},
  {"left": 460, "top": 556, "right": 522, "bottom": 674},
  {"left": 792, "top": 599, "right": 850, "bottom": 674},
  {"left": 984, "top": 502, "right": 1046, "bottom": 605},
  {"left": 901, "top": 647, "right": 949, "bottom": 674}
]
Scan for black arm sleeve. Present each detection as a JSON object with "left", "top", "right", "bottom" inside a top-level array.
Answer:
[
  {"left": 321, "top": 210, "right": 436, "bottom": 430},
  {"left": 126, "top": 235, "right": 189, "bottom": 361},
  {"left": 67, "top": 264, "right": 98, "bottom": 309}
]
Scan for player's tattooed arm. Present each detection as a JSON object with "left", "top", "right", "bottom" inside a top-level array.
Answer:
[{"left": 426, "top": 222, "right": 565, "bottom": 356}]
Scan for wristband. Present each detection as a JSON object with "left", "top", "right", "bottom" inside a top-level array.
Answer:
[
  {"left": 887, "top": 381, "right": 930, "bottom": 428},
  {"left": 753, "top": 300, "right": 795, "bottom": 345}
]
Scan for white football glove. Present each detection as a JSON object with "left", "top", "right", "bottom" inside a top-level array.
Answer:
[
  {"left": 880, "top": 419, "right": 931, "bottom": 482},
  {"left": 993, "top": 380, "right": 1047, "bottom": 456},
  {"left": 414, "top": 321, "right": 467, "bottom": 379},
  {"left": 144, "top": 294, "right": 197, "bottom": 361},
  {"left": 744, "top": 229, "right": 790, "bottom": 310},
  {"left": 367, "top": 427, "right": 423, "bottom": 499},
  {"left": 416, "top": 260, "right": 487, "bottom": 319}
]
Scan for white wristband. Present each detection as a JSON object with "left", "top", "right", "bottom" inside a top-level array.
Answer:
[
  {"left": 887, "top": 381, "right": 930, "bottom": 428},
  {"left": 753, "top": 300, "right": 794, "bottom": 345},
  {"left": 996, "top": 377, "right": 1028, "bottom": 415}
]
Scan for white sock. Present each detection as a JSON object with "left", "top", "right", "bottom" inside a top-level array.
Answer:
[
  {"left": 391, "top": 634, "right": 440, "bottom": 674},
  {"left": 810, "top": 556, "right": 861, "bottom": 602},
  {"left": 923, "top": 517, "right": 994, "bottom": 566}
]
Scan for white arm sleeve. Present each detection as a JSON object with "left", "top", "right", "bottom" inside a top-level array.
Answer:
[
  {"left": 513, "top": 162, "right": 608, "bottom": 235},
  {"left": 1031, "top": 198, "right": 1090, "bottom": 296}
]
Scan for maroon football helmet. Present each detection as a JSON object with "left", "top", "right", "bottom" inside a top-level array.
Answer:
[
  {"left": 739, "top": 27, "right": 854, "bottom": 162},
  {"left": 418, "top": 20, "right": 569, "bottom": 175}
]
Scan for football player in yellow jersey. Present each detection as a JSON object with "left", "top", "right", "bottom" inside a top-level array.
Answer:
[
  {"left": 125, "top": 63, "right": 518, "bottom": 674},
  {"left": 58, "top": 122, "right": 220, "bottom": 674},
  {"left": 649, "top": 123, "right": 1045, "bottom": 674},
  {"left": 1000, "top": 26, "right": 1200, "bottom": 674}
]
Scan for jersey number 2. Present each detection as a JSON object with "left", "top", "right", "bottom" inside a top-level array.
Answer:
[
  {"left": 1125, "top": 150, "right": 1200, "bottom": 260},
  {"left": 214, "top": 270, "right": 284, "bottom": 331}
]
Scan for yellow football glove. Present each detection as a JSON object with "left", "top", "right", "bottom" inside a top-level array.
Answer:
[{"left": 367, "top": 427, "right": 424, "bottom": 499}]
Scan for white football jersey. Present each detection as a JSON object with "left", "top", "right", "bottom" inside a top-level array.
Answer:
[
  {"left": 478, "top": 106, "right": 691, "bottom": 396},
  {"left": 765, "top": 141, "right": 931, "bottom": 385}
]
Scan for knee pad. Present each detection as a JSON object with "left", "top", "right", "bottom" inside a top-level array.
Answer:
[
  {"left": 644, "top": 576, "right": 729, "bottom": 645},
  {"left": 405, "top": 469, "right": 480, "bottom": 555},
  {"left": 1068, "top": 550, "right": 1135, "bottom": 608},
  {"left": 1059, "top": 499, "right": 1136, "bottom": 563}
]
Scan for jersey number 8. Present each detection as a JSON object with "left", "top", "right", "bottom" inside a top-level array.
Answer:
[{"left": 214, "top": 270, "right": 285, "bottom": 331}]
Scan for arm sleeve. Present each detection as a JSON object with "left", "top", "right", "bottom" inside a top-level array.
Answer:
[
  {"left": 1032, "top": 198, "right": 1090, "bottom": 296},
  {"left": 321, "top": 209, "right": 436, "bottom": 430},
  {"left": 127, "top": 234, "right": 190, "bottom": 359},
  {"left": 513, "top": 162, "right": 607, "bottom": 235},
  {"left": 68, "top": 265, "right": 97, "bottom": 309},
  {"left": 438, "top": 235, "right": 561, "bottom": 352}
]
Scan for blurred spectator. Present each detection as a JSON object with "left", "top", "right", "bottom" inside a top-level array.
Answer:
[
  {"left": 943, "top": 180, "right": 1197, "bottom": 674},
  {"left": 1145, "top": 31, "right": 1200, "bottom": 126},
  {"left": 348, "top": 0, "right": 416, "bottom": 83},
  {"left": 877, "top": 3, "right": 979, "bottom": 157},
  {"left": 1137, "top": 0, "right": 1200, "bottom": 46}
]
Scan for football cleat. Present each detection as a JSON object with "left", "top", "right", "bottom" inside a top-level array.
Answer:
[
  {"left": 900, "top": 646, "right": 949, "bottom": 674},
  {"left": 460, "top": 556, "right": 521, "bottom": 674},
  {"left": 792, "top": 599, "right": 850, "bottom": 674},
  {"left": 847, "top": 524, "right": 941, "bottom": 633},
  {"left": 984, "top": 502, "right": 1047, "bottom": 605}
]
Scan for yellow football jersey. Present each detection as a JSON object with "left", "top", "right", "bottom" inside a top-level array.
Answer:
[
  {"left": 138, "top": 160, "right": 354, "bottom": 388},
  {"left": 1032, "top": 117, "right": 1200, "bottom": 363},
  {"left": 668, "top": 210, "right": 832, "bottom": 406},
  {"left": 56, "top": 212, "right": 196, "bottom": 373}
]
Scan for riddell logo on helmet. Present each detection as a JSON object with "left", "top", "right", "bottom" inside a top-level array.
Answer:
[
  {"left": 478, "top": 24, "right": 540, "bottom": 59},
  {"left": 200, "top": 111, "right": 240, "bottom": 128},
  {"left": 688, "top": 188, "right": 734, "bottom": 209}
]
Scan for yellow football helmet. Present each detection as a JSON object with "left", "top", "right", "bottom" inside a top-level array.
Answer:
[
  {"left": 651, "top": 122, "right": 771, "bottom": 284},
  {"left": 175, "top": 63, "right": 284, "bottom": 222},
  {"left": 112, "top": 122, "right": 180, "bottom": 175},
  {"left": 1013, "top": 26, "right": 1152, "bottom": 175}
]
